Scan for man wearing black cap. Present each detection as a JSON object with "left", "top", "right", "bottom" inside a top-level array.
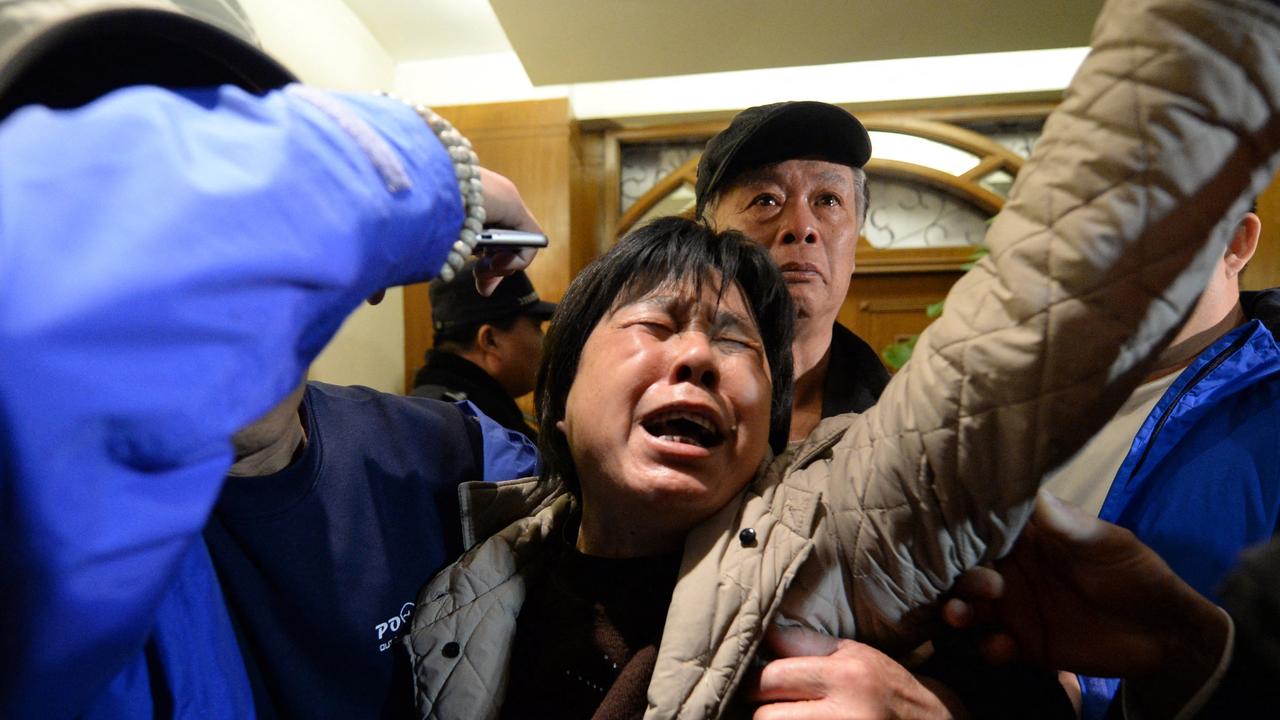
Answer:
[
  {"left": 412, "top": 261, "right": 555, "bottom": 441},
  {"left": 697, "top": 101, "right": 889, "bottom": 442}
]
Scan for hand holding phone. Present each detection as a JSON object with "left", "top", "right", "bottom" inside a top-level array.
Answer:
[{"left": 475, "top": 230, "right": 548, "bottom": 251}]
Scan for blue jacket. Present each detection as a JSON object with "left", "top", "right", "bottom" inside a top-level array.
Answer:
[
  {"left": 1081, "top": 291, "right": 1280, "bottom": 719},
  {"left": 0, "top": 84, "right": 480, "bottom": 718}
]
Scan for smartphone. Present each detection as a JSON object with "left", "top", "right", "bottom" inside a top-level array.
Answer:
[{"left": 475, "top": 230, "right": 548, "bottom": 251}]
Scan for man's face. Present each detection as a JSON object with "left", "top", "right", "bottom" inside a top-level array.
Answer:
[
  {"left": 557, "top": 275, "right": 773, "bottom": 536},
  {"left": 491, "top": 313, "right": 545, "bottom": 398},
  {"left": 709, "top": 159, "right": 861, "bottom": 329}
]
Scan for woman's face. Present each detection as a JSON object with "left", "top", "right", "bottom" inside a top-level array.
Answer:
[{"left": 558, "top": 275, "right": 773, "bottom": 551}]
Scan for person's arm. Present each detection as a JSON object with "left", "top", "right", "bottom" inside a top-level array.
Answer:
[
  {"left": 942, "top": 492, "right": 1234, "bottom": 720},
  {"left": 0, "top": 83, "right": 536, "bottom": 717},
  {"left": 804, "top": 0, "right": 1280, "bottom": 649}
]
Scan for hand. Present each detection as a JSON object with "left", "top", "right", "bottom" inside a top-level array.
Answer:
[
  {"left": 745, "top": 625, "right": 956, "bottom": 719},
  {"left": 474, "top": 167, "right": 542, "bottom": 296},
  {"left": 942, "top": 491, "right": 1228, "bottom": 716}
]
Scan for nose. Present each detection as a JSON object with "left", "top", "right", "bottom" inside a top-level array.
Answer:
[
  {"left": 776, "top": 200, "right": 819, "bottom": 246},
  {"left": 670, "top": 332, "right": 718, "bottom": 390}
]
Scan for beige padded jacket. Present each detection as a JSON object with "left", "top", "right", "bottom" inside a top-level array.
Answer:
[{"left": 403, "top": 0, "right": 1280, "bottom": 717}]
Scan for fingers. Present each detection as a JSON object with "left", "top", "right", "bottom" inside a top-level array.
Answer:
[
  {"left": 748, "top": 627, "right": 843, "bottom": 704},
  {"left": 472, "top": 246, "right": 537, "bottom": 296},
  {"left": 751, "top": 641, "right": 949, "bottom": 719},
  {"left": 941, "top": 598, "right": 974, "bottom": 629},
  {"left": 764, "top": 624, "right": 840, "bottom": 659},
  {"left": 471, "top": 168, "right": 540, "bottom": 296},
  {"left": 478, "top": 167, "right": 542, "bottom": 234},
  {"left": 751, "top": 699, "right": 834, "bottom": 720},
  {"left": 979, "top": 632, "right": 1019, "bottom": 665},
  {"left": 749, "top": 656, "right": 835, "bottom": 704},
  {"left": 953, "top": 565, "right": 1003, "bottom": 600},
  {"left": 1033, "top": 490, "right": 1106, "bottom": 545}
]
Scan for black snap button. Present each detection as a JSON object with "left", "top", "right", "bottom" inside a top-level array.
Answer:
[
  {"left": 738, "top": 528, "right": 757, "bottom": 546},
  {"left": 441, "top": 641, "right": 460, "bottom": 658}
]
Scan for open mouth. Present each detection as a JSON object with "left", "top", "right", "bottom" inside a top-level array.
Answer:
[{"left": 641, "top": 409, "right": 725, "bottom": 448}]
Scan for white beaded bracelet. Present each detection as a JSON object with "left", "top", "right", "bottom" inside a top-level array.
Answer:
[{"left": 383, "top": 93, "right": 485, "bottom": 283}]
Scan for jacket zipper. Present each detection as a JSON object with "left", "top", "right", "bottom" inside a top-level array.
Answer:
[{"left": 1123, "top": 330, "right": 1251, "bottom": 482}]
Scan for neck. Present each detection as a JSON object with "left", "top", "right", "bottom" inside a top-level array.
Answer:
[
  {"left": 227, "top": 414, "right": 305, "bottom": 477},
  {"left": 1146, "top": 303, "right": 1246, "bottom": 381},
  {"left": 789, "top": 321, "right": 834, "bottom": 441},
  {"left": 576, "top": 499, "right": 684, "bottom": 558}
]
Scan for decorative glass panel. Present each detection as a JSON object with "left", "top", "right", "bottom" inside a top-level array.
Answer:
[
  {"left": 631, "top": 184, "right": 696, "bottom": 228},
  {"left": 862, "top": 177, "right": 990, "bottom": 249},
  {"left": 620, "top": 141, "right": 702, "bottom": 214},
  {"left": 957, "top": 117, "right": 1044, "bottom": 159}
]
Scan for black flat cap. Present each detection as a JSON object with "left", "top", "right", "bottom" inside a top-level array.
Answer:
[{"left": 430, "top": 261, "right": 556, "bottom": 332}]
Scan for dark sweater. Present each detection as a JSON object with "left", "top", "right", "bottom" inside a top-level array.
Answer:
[
  {"left": 501, "top": 535, "right": 681, "bottom": 720},
  {"left": 821, "top": 322, "right": 891, "bottom": 417}
]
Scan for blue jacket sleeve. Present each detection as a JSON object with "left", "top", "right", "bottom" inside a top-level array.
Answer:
[
  {"left": 0, "top": 84, "right": 464, "bottom": 717},
  {"left": 457, "top": 400, "right": 541, "bottom": 481}
]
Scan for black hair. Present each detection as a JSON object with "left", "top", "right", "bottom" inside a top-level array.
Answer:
[
  {"left": 432, "top": 313, "right": 523, "bottom": 352},
  {"left": 536, "top": 216, "right": 795, "bottom": 492}
]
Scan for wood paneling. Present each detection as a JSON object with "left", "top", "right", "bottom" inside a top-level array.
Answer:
[
  {"left": 571, "top": 129, "right": 609, "bottom": 276},
  {"left": 840, "top": 272, "right": 963, "bottom": 367},
  {"left": 1245, "top": 169, "right": 1280, "bottom": 292}
]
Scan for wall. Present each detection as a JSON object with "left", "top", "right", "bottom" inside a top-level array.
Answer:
[
  {"left": 238, "top": 0, "right": 409, "bottom": 393},
  {"left": 1244, "top": 170, "right": 1280, "bottom": 292}
]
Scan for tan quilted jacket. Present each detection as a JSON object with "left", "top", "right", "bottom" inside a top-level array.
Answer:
[{"left": 403, "top": 0, "right": 1280, "bottom": 717}]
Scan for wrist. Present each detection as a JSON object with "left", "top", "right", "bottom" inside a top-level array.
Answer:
[
  {"left": 915, "top": 675, "right": 965, "bottom": 720},
  {"left": 1128, "top": 598, "right": 1230, "bottom": 718},
  {"left": 380, "top": 93, "right": 485, "bottom": 282}
]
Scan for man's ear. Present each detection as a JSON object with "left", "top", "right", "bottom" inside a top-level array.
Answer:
[
  {"left": 1225, "top": 212, "right": 1262, "bottom": 278},
  {"left": 476, "top": 323, "right": 499, "bottom": 352}
]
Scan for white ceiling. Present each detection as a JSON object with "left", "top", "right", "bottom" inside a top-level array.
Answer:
[
  {"left": 344, "top": 0, "right": 1103, "bottom": 85},
  {"left": 344, "top": 0, "right": 512, "bottom": 62}
]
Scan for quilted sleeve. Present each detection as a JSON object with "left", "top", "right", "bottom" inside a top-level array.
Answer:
[{"left": 818, "top": 0, "right": 1280, "bottom": 648}]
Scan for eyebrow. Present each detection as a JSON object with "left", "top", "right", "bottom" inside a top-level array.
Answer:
[
  {"left": 811, "top": 170, "right": 853, "bottom": 189},
  {"left": 627, "top": 293, "right": 762, "bottom": 340}
]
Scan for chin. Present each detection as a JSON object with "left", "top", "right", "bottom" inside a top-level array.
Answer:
[{"left": 630, "top": 462, "right": 752, "bottom": 513}]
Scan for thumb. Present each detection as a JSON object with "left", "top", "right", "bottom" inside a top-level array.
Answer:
[
  {"left": 474, "top": 274, "right": 503, "bottom": 297},
  {"left": 763, "top": 624, "right": 840, "bottom": 659},
  {"left": 1032, "top": 490, "right": 1105, "bottom": 546}
]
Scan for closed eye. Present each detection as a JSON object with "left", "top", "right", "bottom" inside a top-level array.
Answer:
[
  {"left": 715, "top": 335, "right": 755, "bottom": 351},
  {"left": 631, "top": 319, "right": 675, "bottom": 337}
]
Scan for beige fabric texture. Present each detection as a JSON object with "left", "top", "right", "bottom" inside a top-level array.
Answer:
[
  {"left": 0, "top": 0, "right": 259, "bottom": 61},
  {"left": 404, "top": 0, "right": 1280, "bottom": 717}
]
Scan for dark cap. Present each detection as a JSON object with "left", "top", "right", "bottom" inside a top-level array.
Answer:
[
  {"left": 0, "top": 0, "right": 295, "bottom": 121},
  {"left": 695, "top": 101, "right": 871, "bottom": 217},
  {"left": 430, "top": 261, "right": 556, "bottom": 331}
]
